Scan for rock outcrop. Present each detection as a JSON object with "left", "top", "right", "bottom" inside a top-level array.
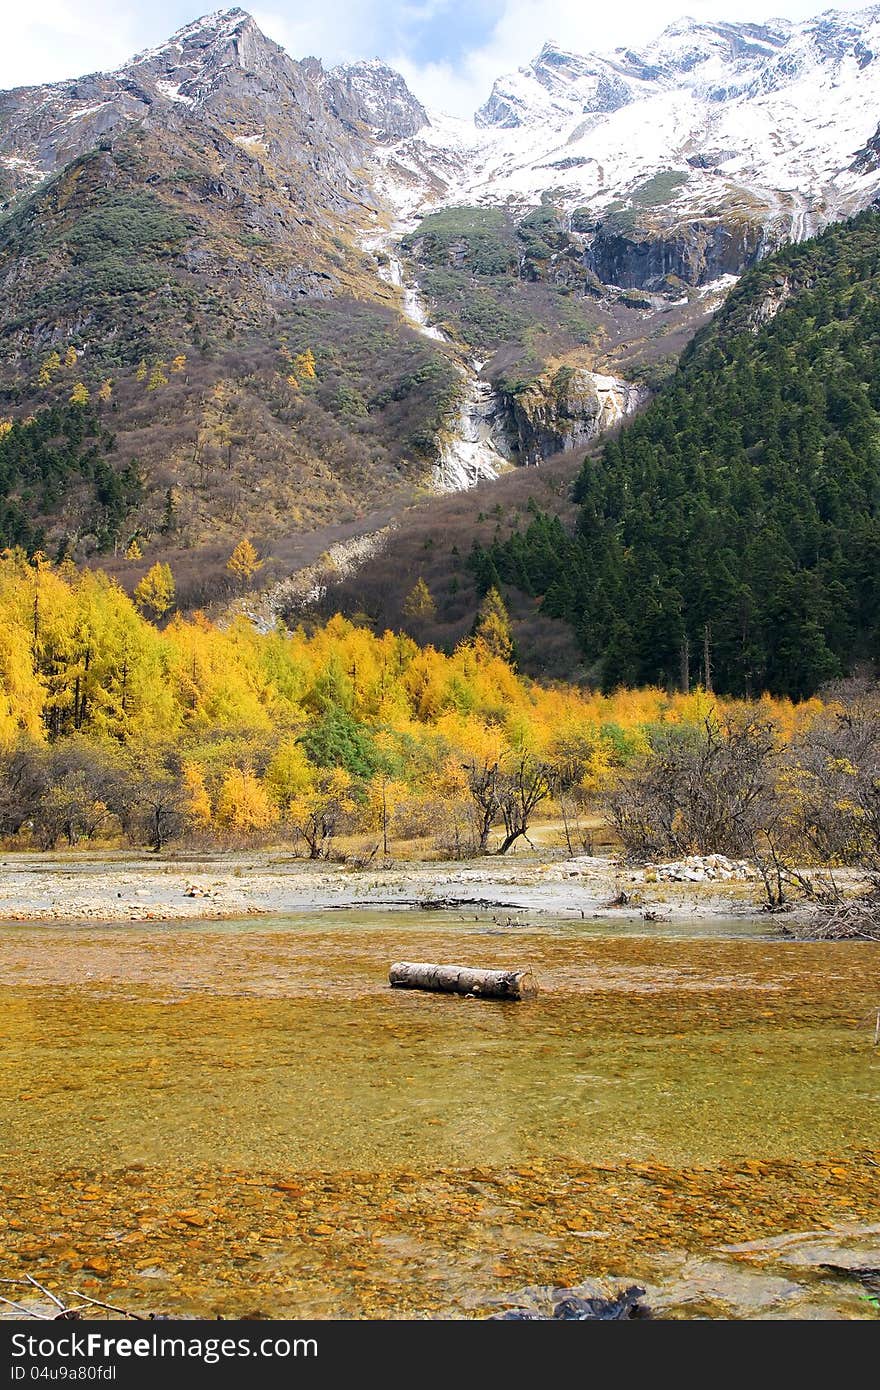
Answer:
[
  {"left": 506, "top": 367, "right": 644, "bottom": 464},
  {"left": 326, "top": 60, "right": 429, "bottom": 142},
  {"left": 584, "top": 214, "right": 766, "bottom": 290},
  {"left": 434, "top": 376, "right": 511, "bottom": 491}
]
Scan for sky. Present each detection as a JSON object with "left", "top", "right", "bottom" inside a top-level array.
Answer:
[{"left": 1, "top": 0, "right": 872, "bottom": 115}]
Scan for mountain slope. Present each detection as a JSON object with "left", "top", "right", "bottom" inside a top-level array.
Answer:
[
  {"left": 0, "top": 11, "right": 463, "bottom": 572},
  {"left": 5, "top": 8, "right": 880, "bottom": 604},
  {"left": 469, "top": 209, "right": 880, "bottom": 698},
  {"left": 376, "top": 11, "right": 880, "bottom": 281}
]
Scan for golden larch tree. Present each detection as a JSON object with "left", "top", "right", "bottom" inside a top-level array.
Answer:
[
  {"left": 216, "top": 768, "right": 278, "bottom": 831},
  {"left": 227, "top": 538, "right": 263, "bottom": 586},
  {"left": 182, "top": 763, "right": 212, "bottom": 827},
  {"left": 38, "top": 352, "right": 61, "bottom": 388},
  {"left": 403, "top": 577, "right": 436, "bottom": 620},
  {"left": 293, "top": 348, "right": 317, "bottom": 380},
  {"left": 133, "top": 562, "right": 175, "bottom": 620},
  {"left": 147, "top": 363, "right": 169, "bottom": 391},
  {"left": 474, "top": 586, "right": 514, "bottom": 664}
]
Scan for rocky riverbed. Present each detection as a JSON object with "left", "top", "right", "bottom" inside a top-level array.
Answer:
[
  {"left": 0, "top": 849, "right": 823, "bottom": 926},
  {"left": 1, "top": 907, "right": 877, "bottom": 1318}
]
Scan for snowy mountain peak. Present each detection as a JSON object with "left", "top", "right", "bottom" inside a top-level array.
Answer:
[
  {"left": 476, "top": 7, "right": 880, "bottom": 131},
  {"left": 122, "top": 7, "right": 294, "bottom": 103},
  {"left": 376, "top": 7, "right": 880, "bottom": 257},
  {"left": 476, "top": 40, "right": 639, "bottom": 128},
  {"left": 327, "top": 59, "right": 429, "bottom": 141},
  {"left": 125, "top": 8, "right": 258, "bottom": 78},
  {"left": 640, "top": 16, "right": 790, "bottom": 72},
  {"left": 128, "top": 7, "right": 252, "bottom": 63}
]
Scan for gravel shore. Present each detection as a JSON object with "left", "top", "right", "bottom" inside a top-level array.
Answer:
[{"left": 0, "top": 849, "right": 778, "bottom": 925}]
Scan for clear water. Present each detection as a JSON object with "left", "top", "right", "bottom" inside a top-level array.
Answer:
[{"left": 1, "top": 912, "right": 877, "bottom": 1318}]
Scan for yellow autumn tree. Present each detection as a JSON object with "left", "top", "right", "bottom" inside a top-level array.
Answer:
[
  {"left": 181, "top": 762, "right": 212, "bottom": 827},
  {"left": 125, "top": 539, "right": 143, "bottom": 561},
  {"left": 293, "top": 348, "right": 316, "bottom": 380},
  {"left": 288, "top": 767, "right": 354, "bottom": 859},
  {"left": 97, "top": 380, "right": 112, "bottom": 403},
  {"left": 227, "top": 538, "right": 263, "bottom": 586},
  {"left": 0, "top": 549, "right": 829, "bottom": 853},
  {"left": 215, "top": 768, "right": 278, "bottom": 831},
  {"left": 135, "top": 359, "right": 148, "bottom": 382},
  {"left": 147, "top": 362, "right": 169, "bottom": 391},
  {"left": 63, "top": 346, "right": 78, "bottom": 369},
  {"left": 69, "top": 382, "right": 90, "bottom": 406},
  {"left": 38, "top": 352, "right": 61, "bottom": 388},
  {"left": 133, "top": 562, "right": 175, "bottom": 619},
  {"left": 0, "top": 419, "right": 12, "bottom": 440},
  {"left": 264, "top": 741, "right": 314, "bottom": 815},
  {"left": 474, "top": 586, "right": 514, "bottom": 664},
  {"left": 170, "top": 354, "right": 187, "bottom": 374},
  {"left": 403, "top": 577, "right": 436, "bottom": 620}
]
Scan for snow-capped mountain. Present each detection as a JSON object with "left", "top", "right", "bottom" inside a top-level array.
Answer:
[
  {"left": 6, "top": 5, "right": 880, "bottom": 558},
  {"left": 5, "top": 8, "right": 880, "bottom": 272},
  {"left": 374, "top": 8, "right": 880, "bottom": 248}
]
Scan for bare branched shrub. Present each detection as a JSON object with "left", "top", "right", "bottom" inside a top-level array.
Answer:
[
  {"left": 0, "top": 743, "right": 46, "bottom": 837},
  {"left": 787, "top": 679, "right": 880, "bottom": 869},
  {"left": 606, "top": 713, "right": 781, "bottom": 861},
  {"left": 433, "top": 801, "right": 479, "bottom": 860},
  {"left": 791, "top": 878, "right": 880, "bottom": 940}
]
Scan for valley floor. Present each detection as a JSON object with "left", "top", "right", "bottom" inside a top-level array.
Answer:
[{"left": 0, "top": 848, "right": 861, "bottom": 926}]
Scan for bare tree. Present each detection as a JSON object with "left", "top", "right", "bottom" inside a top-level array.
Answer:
[
  {"left": 462, "top": 756, "right": 502, "bottom": 853},
  {"left": 788, "top": 680, "right": 880, "bottom": 869},
  {"left": 607, "top": 713, "right": 781, "bottom": 860},
  {"left": 495, "top": 751, "right": 555, "bottom": 855}
]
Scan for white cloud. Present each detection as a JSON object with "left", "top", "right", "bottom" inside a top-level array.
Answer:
[{"left": 0, "top": 3, "right": 141, "bottom": 89}]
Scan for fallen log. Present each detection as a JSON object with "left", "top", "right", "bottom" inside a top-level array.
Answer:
[{"left": 389, "top": 960, "right": 537, "bottom": 1000}]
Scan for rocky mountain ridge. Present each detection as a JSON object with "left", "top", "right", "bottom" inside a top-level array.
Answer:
[
  {"left": 3, "top": 7, "right": 880, "bottom": 593},
  {"left": 374, "top": 9, "right": 880, "bottom": 281}
]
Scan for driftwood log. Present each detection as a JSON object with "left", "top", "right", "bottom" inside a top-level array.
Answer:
[{"left": 389, "top": 961, "right": 537, "bottom": 1000}]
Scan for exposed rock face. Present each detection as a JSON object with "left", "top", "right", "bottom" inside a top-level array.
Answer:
[
  {"left": 326, "top": 60, "right": 429, "bottom": 142},
  {"left": 0, "top": 9, "right": 377, "bottom": 221},
  {"left": 585, "top": 215, "right": 767, "bottom": 290},
  {"left": 745, "top": 274, "right": 794, "bottom": 330},
  {"left": 851, "top": 122, "right": 880, "bottom": 174},
  {"left": 434, "top": 377, "right": 510, "bottom": 491},
  {"left": 507, "top": 368, "right": 645, "bottom": 465}
]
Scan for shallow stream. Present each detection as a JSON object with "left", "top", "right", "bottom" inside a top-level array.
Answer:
[{"left": 1, "top": 911, "right": 877, "bottom": 1317}]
